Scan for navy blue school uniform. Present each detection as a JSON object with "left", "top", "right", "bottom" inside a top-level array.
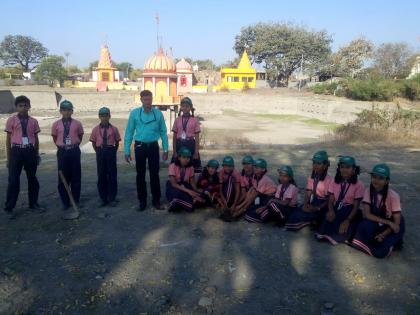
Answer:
[
  {"left": 51, "top": 118, "right": 84, "bottom": 208},
  {"left": 316, "top": 179, "right": 365, "bottom": 245},
  {"left": 4, "top": 114, "right": 41, "bottom": 211},
  {"left": 90, "top": 123, "right": 121, "bottom": 203},
  {"left": 219, "top": 168, "right": 241, "bottom": 208},
  {"left": 352, "top": 187, "right": 405, "bottom": 258},
  {"left": 244, "top": 174, "right": 277, "bottom": 223},
  {"left": 166, "top": 163, "right": 195, "bottom": 212},
  {"left": 286, "top": 174, "right": 333, "bottom": 230}
]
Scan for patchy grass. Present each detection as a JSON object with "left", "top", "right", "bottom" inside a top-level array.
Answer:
[{"left": 255, "top": 113, "right": 339, "bottom": 130}]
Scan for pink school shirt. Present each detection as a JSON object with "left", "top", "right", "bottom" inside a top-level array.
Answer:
[
  {"left": 275, "top": 184, "right": 299, "bottom": 206},
  {"left": 306, "top": 175, "right": 333, "bottom": 199},
  {"left": 240, "top": 173, "right": 254, "bottom": 189},
  {"left": 328, "top": 180, "right": 365, "bottom": 206},
  {"left": 252, "top": 174, "right": 277, "bottom": 196},
  {"left": 172, "top": 116, "right": 200, "bottom": 139},
  {"left": 51, "top": 118, "right": 84, "bottom": 146},
  {"left": 5, "top": 115, "right": 40, "bottom": 145},
  {"left": 362, "top": 187, "right": 402, "bottom": 218},
  {"left": 219, "top": 169, "right": 241, "bottom": 184},
  {"left": 89, "top": 124, "right": 121, "bottom": 147},
  {"left": 168, "top": 163, "right": 194, "bottom": 183}
]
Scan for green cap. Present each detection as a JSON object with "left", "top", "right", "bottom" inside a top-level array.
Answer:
[
  {"left": 207, "top": 159, "right": 219, "bottom": 168},
  {"left": 178, "top": 147, "right": 192, "bottom": 157},
  {"left": 339, "top": 156, "right": 356, "bottom": 166},
  {"left": 371, "top": 163, "right": 390, "bottom": 178},
  {"left": 242, "top": 155, "right": 254, "bottom": 165},
  {"left": 312, "top": 150, "right": 329, "bottom": 163},
  {"left": 180, "top": 97, "right": 193, "bottom": 106},
  {"left": 98, "top": 107, "right": 110, "bottom": 115},
  {"left": 254, "top": 158, "right": 267, "bottom": 169},
  {"left": 278, "top": 165, "right": 294, "bottom": 178},
  {"left": 60, "top": 100, "right": 73, "bottom": 110},
  {"left": 222, "top": 156, "right": 234, "bottom": 166}
]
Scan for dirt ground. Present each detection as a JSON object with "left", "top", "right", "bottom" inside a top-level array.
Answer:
[{"left": 1, "top": 89, "right": 420, "bottom": 315}]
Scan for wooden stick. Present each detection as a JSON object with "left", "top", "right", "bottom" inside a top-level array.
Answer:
[{"left": 58, "top": 170, "right": 79, "bottom": 212}]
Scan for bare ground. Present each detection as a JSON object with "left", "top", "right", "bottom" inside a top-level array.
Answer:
[{"left": 1, "top": 91, "right": 420, "bottom": 314}]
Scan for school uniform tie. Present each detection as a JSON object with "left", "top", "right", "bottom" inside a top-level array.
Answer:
[
  {"left": 101, "top": 124, "right": 109, "bottom": 147},
  {"left": 18, "top": 115, "right": 28, "bottom": 138},
  {"left": 180, "top": 167, "right": 186, "bottom": 183},
  {"left": 62, "top": 118, "right": 72, "bottom": 144}
]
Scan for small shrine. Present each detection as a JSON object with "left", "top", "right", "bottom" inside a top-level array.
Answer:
[{"left": 219, "top": 50, "right": 256, "bottom": 89}]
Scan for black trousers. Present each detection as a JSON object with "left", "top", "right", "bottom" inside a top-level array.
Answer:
[
  {"left": 5, "top": 146, "right": 39, "bottom": 210},
  {"left": 57, "top": 147, "right": 81, "bottom": 207},
  {"left": 96, "top": 146, "right": 117, "bottom": 202},
  {"left": 134, "top": 141, "right": 161, "bottom": 205}
]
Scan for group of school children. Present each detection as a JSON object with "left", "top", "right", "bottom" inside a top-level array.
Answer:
[{"left": 4, "top": 95, "right": 405, "bottom": 258}]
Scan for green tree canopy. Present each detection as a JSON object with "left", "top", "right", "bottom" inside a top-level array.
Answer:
[
  {"left": 0, "top": 35, "right": 48, "bottom": 71},
  {"left": 34, "top": 55, "right": 67, "bottom": 85},
  {"left": 234, "top": 22, "right": 332, "bottom": 85}
]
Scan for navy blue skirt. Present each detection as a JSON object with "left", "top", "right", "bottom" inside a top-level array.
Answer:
[
  {"left": 245, "top": 196, "right": 294, "bottom": 224},
  {"left": 285, "top": 196, "right": 327, "bottom": 231},
  {"left": 316, "top": 204, "right": 361, "bottom": 245},
  {"left": 352, "top": 216, "right": 405, "bottom": 258},
  {"left": 166, "top": 180, "right": 194, "bottom": 212}
]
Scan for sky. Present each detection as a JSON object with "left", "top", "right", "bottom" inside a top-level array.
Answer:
[{"left": 1, "top": 0, "right": 419, "bottom": 68}]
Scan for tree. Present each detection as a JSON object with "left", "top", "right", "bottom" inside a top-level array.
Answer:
[
  {"left": 234, "top": 22, "right": 332, "bottom": 86},
  {"left": 34, "top": 55, "right": 67, "bottom": 85},
  {"left": 373, "top": 42, "right": 413, "bottom": 79},
  {"left": 332, "top": 37, "right": 373, "bottom": 78},
  {"left": 115, "top": 62, "right": 133, "bottom": 78},
  {"left": 88, "top": 60, "right": 99, "bottom": 71},
  {"left": 129, "top": 68, "right": 143, "bottom": 81},
  {"left": 0, "top": 35, "right": 48, "bottom": 71},
  {"left": 67, "top": 65, "right": 81, "bottom": 75}
]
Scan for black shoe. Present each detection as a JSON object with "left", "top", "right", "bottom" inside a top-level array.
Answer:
[
  {"left": 108, "top": 200, "right": 118, "bottom": 207},
  {"left": 152, "top": 201, "right": 163, "bottom": 210},
  {"left": 137, "top": 203, "right": 147, "bottom": 212},
  {"left": 99, "top": 201, "right": 108, "bottom": 208},
  {"left": 29, "top": 203, "right": 46, "bottom": 213}
]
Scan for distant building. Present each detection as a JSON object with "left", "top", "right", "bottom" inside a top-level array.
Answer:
[
  {"left": 176, "top": 58, "right": 193, "bottom": 95},
  {"left": 92, "top": 45, "right": 119, "bottom": 83},
  {"left": 408, "top": 56, "right": 420, "bottom": 79},
  {"left": 219, "top": 51, "right": 256, "bottom": 90}
]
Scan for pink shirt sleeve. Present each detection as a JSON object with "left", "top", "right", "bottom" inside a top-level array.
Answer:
[
  {"left": 4, "top": 116, "right": 14, "bottom": 133},
  {"left": 354, "top": 180, "right": 365, "bottom": 199},
  {"left": 389, "top": 189, "right": 402, "bottom": 213},
  {"left": 77, "top": 120, "right": 84, "bottom": 135},
  {"left": 193, "top": 118, "right": 201, "bottom": 133},
  {"left": 51, "top": 121, "right": 58, "bottom": 136},
  {"left": 306, "top": 177, "right": 313, "bottom": 191},
  {"left": 114, "top": 126, "right": 121, "bottom": 142},
  {"left": 89, "top": 126, "right": 99, "bottom": 143},
  {"left": 186, "top": 166, "right": 194, "bottom": 180},
  {"left": 32, "top": 118, "right": 41, "bottom": 134},
  {"left": 168, "top": 163, "right": 177, "bottom": 177},
  {"left": 172, "top": 117, "right": 180, "bottom": 133},
  {"left": 362, "top": 188, "right": 371, "bottom": 204}
]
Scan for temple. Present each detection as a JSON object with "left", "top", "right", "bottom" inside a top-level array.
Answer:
[{"left": 219, "top": 50, "right": 256, "bottom": 90}]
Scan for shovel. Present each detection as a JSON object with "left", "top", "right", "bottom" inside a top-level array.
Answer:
[{"left": 59, "top": 170, "right": 80, "bottom": 220}]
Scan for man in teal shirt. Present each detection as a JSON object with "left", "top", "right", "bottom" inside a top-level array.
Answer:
[{"left": 124, "top": 90, "right": 169, "bottom": 211}]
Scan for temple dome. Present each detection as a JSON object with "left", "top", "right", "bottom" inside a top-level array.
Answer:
[
  {"left": 176, "top": 58, "right": 192, "bottom": 73},
  {"left": 144, "top": 48, "right": 176, "bottom": 74}
]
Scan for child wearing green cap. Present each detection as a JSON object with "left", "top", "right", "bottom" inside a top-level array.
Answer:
[
  {"left": 238, "top": 158, "right": 277, "bottom": 223},
  {"left": 351, "top": 164, "right": 405, "bottom": 258},
  {"left": 218, "top": 156, "right": 241, "bottom": 220},
  {"left": 195, "top": 159, "right": 222, "bottom": 208},
  {"left": 89, "top": 107, "right": 121, "bottom": 207},
  {"left": 239, "top": 155, "right": 255, "bottom": 203},
  {"left": 286, "top": 151, "right": 332, "bottom": 231},
  {"left": 166, "top": 147, "right": 203, "bottom": 212},
  {"left": 171, "top": 97, "right": 201, "bottom": 173},
  {"left": 248, "top": 165, "right": 298, "bottom": 224},
  {"left": 51, "top": 100, "right": 84, "bottom": 216},
  {"left": 316, "top": 156, "right": 365, "bottom": 245}
]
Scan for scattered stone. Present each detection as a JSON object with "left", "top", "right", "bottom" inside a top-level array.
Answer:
[
  {"left": 199, "top": 276, "right": 209, "bottom": 283},
  {"left": 204, "top": 286, "right": 217, "bottom": 296},
  {"left": 189, "top": 279, "right": 194, "bottom": 285},
  {"left": 324, "top": 302, "right": 335, "bottom": 310},
  {"left": 198, "top": 296, "right": 213, "bottom": 307},
  {"left": 95, "top": 275, "right": 103, "bottom": 280}
]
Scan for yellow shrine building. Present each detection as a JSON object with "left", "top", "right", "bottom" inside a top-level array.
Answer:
[
  {"left": 219, "top": 51, "right": 256, "bottom": 90},
  {"left": 92, "top": 45, "right": 118, "bottom": 82},
  {"left": 141, "top": 48, "right": 181, "bottom": 104}
]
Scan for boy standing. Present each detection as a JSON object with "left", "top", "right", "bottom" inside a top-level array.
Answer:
[
  {"left": 51, "top": 100, "right": 84, "bottom": 217},
  {"left": 4, "top": 95, "right": 43, "bottom": 219},
  {"left": 90, "top": 107, "right": 121, "bottom": 207}
]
